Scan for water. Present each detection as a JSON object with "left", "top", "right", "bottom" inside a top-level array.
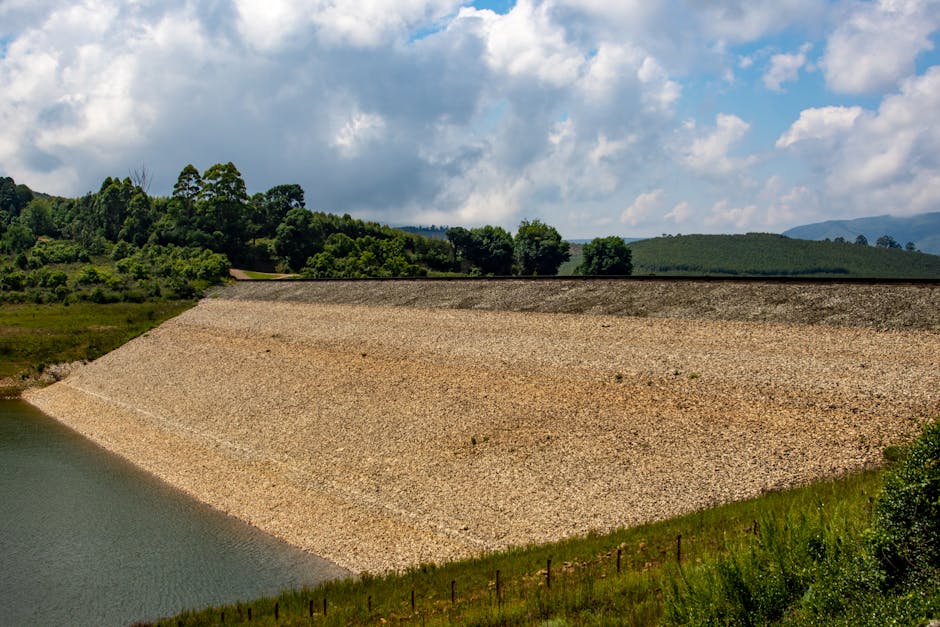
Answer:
[{"left": 0, "top": 400, "right": 349, "bottom": 626}]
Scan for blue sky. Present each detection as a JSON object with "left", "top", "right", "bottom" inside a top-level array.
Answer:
[{"left": 1, "top": 0, "right": 939, "bottom": 238}]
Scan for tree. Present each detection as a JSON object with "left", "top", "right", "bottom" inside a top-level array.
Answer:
[
  {"left": 196, "top": 162, "right": 249, "bottom": 256},
  {"left": 876, "top": 234, "right": 902, "bottom": 249},
  {"left": 833, "top": 236, "right": 846, "bottom": 244},
  {"left": 19, "top": 198, "right": 57, "bottom": 238},
  {"left": 172, "top": 164, "right": 202, "bottom": 203},
  {"left": 578, "top": 236, "right": 632, "bottom": 275},
  {"left": 250, "top": 184, "right": 305, "bottom": 240},
  {"left": 273, "top": 207, "right": 324, "bottom": 271},
  {"left": 514, "top": 219, "right": 570, "bottom": 275},
  {"left": 447, "top": 225, "right": 514, "bottom": 275},
  {"left": 905, "top": 241, "right": 917, "bottom": 252},
  {"left": 854, "top": 234, "right": 869, "bottom": 246}
]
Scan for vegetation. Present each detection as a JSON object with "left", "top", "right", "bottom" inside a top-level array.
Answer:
[
  {"left": 782, "top": 210, "right": 940, "bottom": 256},
  {"left": 577, "top": 236, "right": 633, "bottom": 275},
  {"left": 0, "top": 300, "right": 193, "bottom": 394},
  {"left": 158, "top": 420, "right": 939, "bottom": 626},
  {"left": 629, "top": 233, "right": 940, "bottom": 278}
]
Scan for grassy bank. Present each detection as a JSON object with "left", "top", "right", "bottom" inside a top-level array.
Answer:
[
  {"left": 0, "top": 300, "right": 194, "bottom": 396},
  {"left": 157, "top": 424, "right": 938, "bottom": 627}
]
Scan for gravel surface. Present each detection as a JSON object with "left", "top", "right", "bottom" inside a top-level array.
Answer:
[{"left": 26, "top": 280, "right": 940, "bottom": 573}]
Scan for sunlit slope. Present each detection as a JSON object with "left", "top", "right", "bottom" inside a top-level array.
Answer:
[{"left": 629, "top": 233, "right": 940, "bottom": 277}]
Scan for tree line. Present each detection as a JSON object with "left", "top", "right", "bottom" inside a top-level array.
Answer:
[
  {"left": 1, "top": 166, "right": 634, "bottom": 303},
  {"left": 829, "top": 233, "right": 918, "bottom": 251}
]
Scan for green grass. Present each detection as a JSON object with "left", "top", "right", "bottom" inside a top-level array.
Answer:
[
  {"left": 239, "top": 269, "right": 297, "bottom": 280},
  {"left": 158, "top": 467, "right": 904, "bottom": 626},
  {"left": 628, "top": 233, "right": 940, "bottom": 278},
  {"left": 0, "top": 300, "right": 194, "bottom": 388}
]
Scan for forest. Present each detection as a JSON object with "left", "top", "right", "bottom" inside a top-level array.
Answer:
[{"left": 1, "top": 164, "right": 624, "bottom": 305}]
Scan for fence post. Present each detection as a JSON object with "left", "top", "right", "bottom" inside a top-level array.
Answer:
[
  {"left": 309, "top": 599, "right": 313, "bottom": 618},
  {"left": 411, "top": 589, "right": 416, "bottom": 613},
  {"left": 323, "top": 596, "right": 327, "bottom": 617},
  {"left": 617, "top": 548, "right": 622, "bottom": 573},
  {"left": 274, "top": 602, "right": 278, "bottom": 621},
  {"left": 451, "top": 579, "right": 456, "bottom": 605},
  {"left": 496, "top": 570, "right": 501, "bottom": 606},
  {"left": 368, "top": 595, "right": 372, "bottom": 613},
  {"left": 676, "top": 534, "right": 682, "bottom": 565},
  {"left": 546, "top": 557, "right": 551, "bottom": 589}
]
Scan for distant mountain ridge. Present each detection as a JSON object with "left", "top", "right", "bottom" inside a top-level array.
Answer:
[{"left": 783, "top": 212, "right": 940, "bottom": 255}]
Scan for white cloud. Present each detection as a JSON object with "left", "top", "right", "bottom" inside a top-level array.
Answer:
[
  {"left": 704, "top": 200, "right": 758, "bottom": 229},
  {"left": 621, "top": 189, "right": 665, "bottom": 226},
  {"left": 762, "top": 42, "right": 812, "bottom": 92},
  {"left": 331, "top": 111, "right": 387, "bottom": 158},
  {"left": 457, "top": 0, "right": 584, "bottom": 87},
  {"left": 776, "top": 105, "right": 864, "bottom": 148},
  {"left": 680, "top": 113, "right": 757, "bottom": 175},
  {"left": 779, "top": 66, "right": 940, "bottom": 216},
  {"left": 821, "top": 0, "right": 940, "bottom": 94},
  {"left": 664, "top": 200, "right": 694, "bottom": 223}
]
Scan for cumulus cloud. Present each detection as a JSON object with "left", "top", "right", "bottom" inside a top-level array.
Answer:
[
  {"left": 621, "top": 189, "right": 665, "bottom": 226},
  {"left": 779, "top": 66, "right": 940, "bottom": 216},
  {"left": 680, "top": 113, "right": 757, "bottom": 176},
  {"left": 763, "top": 42, "right": 812, "bottom": 92},
  {"left": 821, "top": 0, "right": 940, "bottom": 94},
  {"left": 0, "top": 0, "right": 936, "bottom": 239},
  {"left": 775, "top": 105, "right": 863, "bottom": 148},
  {"left": 664, "top": 200, "right": 694, "bottom": 223}
]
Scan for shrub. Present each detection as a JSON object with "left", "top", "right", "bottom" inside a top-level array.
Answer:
[{"left": 868, "top": 420, "right": 940, "bottom": 585}]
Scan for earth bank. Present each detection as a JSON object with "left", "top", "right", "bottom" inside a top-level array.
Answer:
[{"left": 26, "top": 280, "right": 940, "bottom": 573}]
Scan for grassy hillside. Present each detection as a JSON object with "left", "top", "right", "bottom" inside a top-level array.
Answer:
[
  {"left": 628, "top": 233, "right": 940, "bottom": 278},
  {"left": 0, "top": 300, "right": 193, "bottom": 396}
]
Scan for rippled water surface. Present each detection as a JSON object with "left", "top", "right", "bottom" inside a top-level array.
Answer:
[{"left": 0, "top": 400, "right": 348, "bottom": 626}]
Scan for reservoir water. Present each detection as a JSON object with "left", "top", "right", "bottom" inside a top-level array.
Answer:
[{"left": 0, "top": 400, "right": 349, "bottom": 626}]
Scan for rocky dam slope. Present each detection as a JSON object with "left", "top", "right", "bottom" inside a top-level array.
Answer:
[{"left": 26, "top": 279, "right": 940, "bottom": 573}]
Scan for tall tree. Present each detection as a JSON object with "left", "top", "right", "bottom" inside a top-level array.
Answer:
[
  {"left": 514, "top": 219, "right": 570, "bottom": 275},
  {"left": 196, "top": 162, "right": 249, "bottom": 256},
  {"left": 578, "top": 236, "right": 632, "bottom": 275}
]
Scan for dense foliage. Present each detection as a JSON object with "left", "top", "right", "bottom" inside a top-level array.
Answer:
[
  {"left": 2, "top": 167, "right": 580, "bottom": 290},
  {"left": 578, "top": 236, "right": 633, "bottom": 275},
  {"left": 666, "top": 419, "right": 940, "bottom": 626}
]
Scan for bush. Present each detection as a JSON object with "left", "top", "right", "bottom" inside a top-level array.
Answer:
[{"left": 868, "top": 420, "right": 940, "bottom": 585}]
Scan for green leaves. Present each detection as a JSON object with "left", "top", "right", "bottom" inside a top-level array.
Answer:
[
  {"left": 514, "top": 219, "right": 570, "bottom": 276},
  {"left": 578, "top": 236, "right": 632, "bottom": 276}
]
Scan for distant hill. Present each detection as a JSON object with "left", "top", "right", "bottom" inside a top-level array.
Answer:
[
  {"left": 783, "top": 212, "right": 940, "bottom": 255},
  {"left": 625, "top": 233, "right": 940, "bottom": 278}
]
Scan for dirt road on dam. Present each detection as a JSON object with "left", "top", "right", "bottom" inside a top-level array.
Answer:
[{"left": 26, "top": 281, "right": 940, "bottom": 573}]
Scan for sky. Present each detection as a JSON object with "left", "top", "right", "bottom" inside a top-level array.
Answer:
[{"left": 1, "top": 0, "right": 939, "bottom": 238}]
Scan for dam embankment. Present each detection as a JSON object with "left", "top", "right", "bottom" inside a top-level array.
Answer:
[{"left": 26, "top": 280, "right": 940, "bottom": 573}]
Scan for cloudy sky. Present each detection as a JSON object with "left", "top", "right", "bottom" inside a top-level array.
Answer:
[{"left": 1, "top": 0, "right": 939, "bottom": 238}]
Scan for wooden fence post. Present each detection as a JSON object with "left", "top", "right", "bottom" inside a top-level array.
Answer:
[
  {"left": 546, "top": 558, "right": 551, "bottom": 589},
  {"left": 411, "top": 589, "right": 415, "bottom": 613},
  {"left": 617, "top": 548, "right": 622, "bottom": 573},
  {"left": 451, "top": 579, "right": 456, "bottom": 605},
  {"left": 676, "top": 534, "right": 682, "bottom": 565}
]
